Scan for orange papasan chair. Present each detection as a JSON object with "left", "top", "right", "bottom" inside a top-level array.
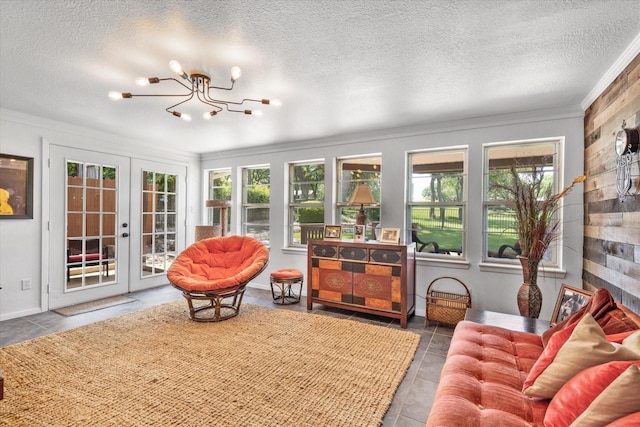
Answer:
[{"left": 167, "top": 235, "right": 269, "bottom": 322}]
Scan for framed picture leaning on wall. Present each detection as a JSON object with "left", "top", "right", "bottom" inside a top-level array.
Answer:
[
  {"left": 551, "top": 284, "right": 592, "bottom": 325},
  {"left": 0, "top": 153, "right": 34, "bottom": 219}
]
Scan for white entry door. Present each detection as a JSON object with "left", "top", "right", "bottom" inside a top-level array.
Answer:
[{"left": 49, "top": 146, "right": 131, "bottom": 309}]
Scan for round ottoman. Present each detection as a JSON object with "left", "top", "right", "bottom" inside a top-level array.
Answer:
[{"left": 270, "top": 269, "right": 304, "bottom": 305}]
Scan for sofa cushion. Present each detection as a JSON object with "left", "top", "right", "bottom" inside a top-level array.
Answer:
[
  {"left": 523, "top": 314, "right": 640, "bottom": 399},
  {"left": 426, "top": 321, "right": 548, "bottom": 427},
  {"left": 544, "top": 360, "right": 640, "bottom": 427}
]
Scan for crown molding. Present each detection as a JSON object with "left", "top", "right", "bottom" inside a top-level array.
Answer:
[{"left": 581, "top": 31, "right": 640, "bottom": 110}]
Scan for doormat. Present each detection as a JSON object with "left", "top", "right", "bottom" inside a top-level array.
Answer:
[{"left": 53, "top": 295, "right": 136, "bottom": 316}]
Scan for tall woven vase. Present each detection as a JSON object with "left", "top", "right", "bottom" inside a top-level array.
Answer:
[{"left": 517, "top": 256, "right": 543, "bottom": 318}]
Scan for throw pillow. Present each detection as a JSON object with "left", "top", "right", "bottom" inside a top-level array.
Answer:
[
  {"left": 543, "top": 360, "right": 640, "bottom": 427},
  {"left": 522, "top": 314, "right": 640, "bottom": 399}
]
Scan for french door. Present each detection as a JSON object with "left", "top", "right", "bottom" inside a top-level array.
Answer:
[
  {"left": 48, "top": 147, "right": 187, "bottom": 308},
  {"left": 128, "top": 159, "right": 186, "bottom": 292},
  {"left": 49, "top": 146, "right": 130, "bottom": 309}
]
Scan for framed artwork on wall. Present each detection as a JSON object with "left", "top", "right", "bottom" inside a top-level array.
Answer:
[
  {"left": 551, "top": 284, "right": 592, "bottom": 325},
  {"left": 0, "top": 153, "right": 34, "bottom": 219},
  {"left": 323, "top": 225, "right": 342, "bottom": 241}
]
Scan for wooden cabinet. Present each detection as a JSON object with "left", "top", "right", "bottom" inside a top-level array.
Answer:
[{"left": 307, "top": 240, "right": 416, "bottom": 328}]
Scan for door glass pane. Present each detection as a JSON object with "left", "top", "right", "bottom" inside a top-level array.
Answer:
[
  {"left": 85, "top": 213, "right": 100, "bottom": 236},
  {"left": 103, "top": 213, "right": 116, "bottom": 235},
  {"left": 141, "top": 170, "right": 177, "bottom": 277},
  {"left": 67, "top": 187, "right": 83, "bottom": 211},
  {"left": 66, "top": 161, "right": 117, "bottom": 289}
]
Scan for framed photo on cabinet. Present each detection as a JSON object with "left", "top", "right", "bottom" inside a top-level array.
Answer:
[
  {"left": 323, "top": 225, "right": 342, "bottom": 241},
  {"left": 353, "top": 224, "right": 365, "bottom": 242},
  {"left": 379, "top": 228, "right": 400, "bottom": 244}
]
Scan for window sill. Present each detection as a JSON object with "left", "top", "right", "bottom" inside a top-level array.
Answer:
[
  {"left": 415, "top": 256, "right": 470, "bottom": 270},
  {"left": 479, "top": 261, "right": 567, "bottom": 279},
  {"left": 282, "top": 246, "right": 308, "bottom": 256}
]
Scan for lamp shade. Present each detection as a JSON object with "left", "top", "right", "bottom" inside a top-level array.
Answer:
[{"left": 348, "top": 185, "right": 376, "bottom": 205}]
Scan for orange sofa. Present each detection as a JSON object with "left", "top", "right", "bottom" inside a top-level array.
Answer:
[{"left": 426, "top": 288, "right": 640, "bottom": 426}]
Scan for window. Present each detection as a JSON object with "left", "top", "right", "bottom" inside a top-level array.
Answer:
[
  {"left": 483, "top": 139, "right": 560, "bottom": 264},
  {"left": 141, "top": 171, "right": 177, "bottom": 277},
  {"left": 336, "top": 155, "right": 381, "bottom": 238},
  {"left": 288, "top": 161, "right": 325, "bottom": 246},
  {"left": 408, "top": 148, "right": 467, "bottom": 257},
  {"left": 207, "top": 168, "right": 232, "bottom": 234},
  {"left": 242, "top": 166, "right": 270, "bottom": 245}
]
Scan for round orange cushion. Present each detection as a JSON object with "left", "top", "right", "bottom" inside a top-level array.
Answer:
[
  {"left": 167, "top": 235, "right": 269, "bottom": 292},
  {"left": 271, "top": 269, "right": 303, "bottom": 280}
]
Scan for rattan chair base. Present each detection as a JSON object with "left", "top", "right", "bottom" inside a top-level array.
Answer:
[{"left": 180, "top": 286, "right": 247, "bottom": 322}]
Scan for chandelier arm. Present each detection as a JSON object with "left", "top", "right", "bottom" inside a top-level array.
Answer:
[
  {"left": 207, "top": 80, "right": 236, "bottom": 92},
  {"left": 224, "top": 104, "right": 252, "bottom": 114},
  {"left": 210, "top": 98, "right": 267, "bottom": 106},
  {"left": 164, "top": 92, "right": 196, "bottom": 112},
  {"left": 195, "top": 89, "right": 224, "bottom": 109}
]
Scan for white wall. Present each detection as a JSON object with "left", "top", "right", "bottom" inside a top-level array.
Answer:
[
  {"left": 0, "top": 110, "right": 200, "bottom": 320},
  {"left": 201, "top": 107, "right": 586, "bottom": 320},
  {"left": 0, "top": 106, "right": 585, "bottom": 322}
]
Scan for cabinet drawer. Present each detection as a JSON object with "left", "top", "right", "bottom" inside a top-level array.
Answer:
[
  {"left": 369, "top": 249, "right": 402, "bottom": 264},
  {"left": 311, "top": 244, "right": 338, "bottom": 259},
  {"left": 339, "top": 246, "right": 368, "bottom": 261}
]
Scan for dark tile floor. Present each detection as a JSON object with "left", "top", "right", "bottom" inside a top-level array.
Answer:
[{"left": 0, "top": 285, "right": 453, "bottom": 426}]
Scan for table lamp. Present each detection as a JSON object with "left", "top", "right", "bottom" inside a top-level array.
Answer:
[{"left": 348, "top": 184, "right": 376, "bottom": 225}]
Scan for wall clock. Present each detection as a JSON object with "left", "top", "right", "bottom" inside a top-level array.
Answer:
[{"left": 615, "top": 127, "right": 639, "bottom": 156}]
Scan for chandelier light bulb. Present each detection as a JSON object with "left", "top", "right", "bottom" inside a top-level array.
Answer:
[
  {"left": 169, "top": 60, "right": 188, "bottom": 79},
  {"left": 169, "top": 60, "right": 182, "bottom": 74},
  {"left": 181, "top": 113, "right": 192, "bottom": 122},
  {"left": 230, "top": 66, "right": 242, "bottom": 82},
  {"left": 136, "top": 77, "right": 149, "bottom": 86},
  {"left": 108, "top": 91, "right": 123, "bottom": 100},
  {"left": 203, "top": 111, "right": 218, "bottom": 120},
  {"left": 252, "top": 110, "right": 263, "bottom": 117},
  {"left": 270, "top": 99, "right": 283, "bottom": 107}
]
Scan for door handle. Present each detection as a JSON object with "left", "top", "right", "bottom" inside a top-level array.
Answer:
[{"left": 122, "top": 232, "right": 129, "bottom": 238}]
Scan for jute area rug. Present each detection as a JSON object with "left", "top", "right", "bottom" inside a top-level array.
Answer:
[{"left": 0, "top": 301, "right": 420, "bottom": 426}]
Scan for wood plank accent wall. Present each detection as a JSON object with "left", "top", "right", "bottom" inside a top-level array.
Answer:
[{"left": 583, "top": 54, "right": 640, "bottom": 313}]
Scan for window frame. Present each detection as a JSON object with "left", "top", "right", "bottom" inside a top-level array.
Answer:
[
  {"left": 287, "top": 160, "right": 325, "bottom": 248},
  {"left": 206, "top": 168, "right": 232, "bottom": 233},
  {"left": 407, "top": 147, "right": 468, "bottom": 259},
  {"left": 336, "top": 155, "right": 381, "bottom": 239},
  {"left": 241, "top": 165, "right": 270, "bottom": 246},
  {"left": 482, "top": 138, "right": 562, "bottom": 266}
]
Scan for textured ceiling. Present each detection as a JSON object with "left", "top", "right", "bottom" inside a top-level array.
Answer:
[{"left": 1, "top": 0, "right": 639, "bottom": 154}]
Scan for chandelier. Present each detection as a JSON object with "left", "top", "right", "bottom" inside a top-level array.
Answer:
[{"left": 108, "top": 60, "right": 279, "bottom": 122}]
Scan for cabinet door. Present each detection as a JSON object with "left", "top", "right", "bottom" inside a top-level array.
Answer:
[
  {"left": 312, "top": 258, "right": 353, "bottom": 303},
  {"left": 353, "top": 264, "right": 402, "bottom": 312}
]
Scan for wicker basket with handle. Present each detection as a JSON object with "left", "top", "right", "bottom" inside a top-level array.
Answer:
[{"left": 424, "top": 276, "right": 471, "bottom": 327}]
